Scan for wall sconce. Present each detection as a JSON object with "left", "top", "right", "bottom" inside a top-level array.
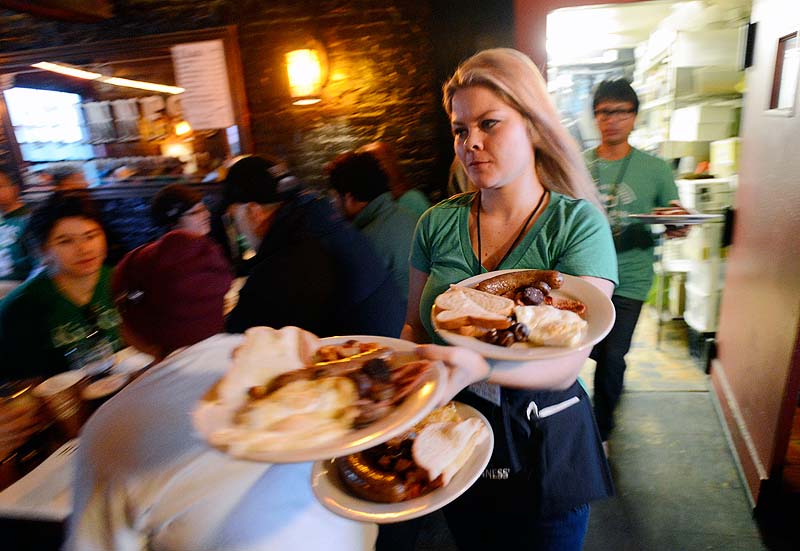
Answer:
[
  {"left": 174, "top": 120, "right": 192, "bottom": 137},
  {"left": 285, "top": 43, "right": 327, "bottom": 105}
]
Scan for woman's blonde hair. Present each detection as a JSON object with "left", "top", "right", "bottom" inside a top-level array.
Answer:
[{"left": 443, "top": 48, "right": 602, "bottom": 211}]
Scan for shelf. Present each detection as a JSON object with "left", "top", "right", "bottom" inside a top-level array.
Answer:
[{"left": 641, "top": 97, "right": 674, "bottom": 111}]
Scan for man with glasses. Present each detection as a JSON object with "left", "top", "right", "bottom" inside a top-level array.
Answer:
[{"left": 584, "top": 79, "right": 684, "bottom": 454}]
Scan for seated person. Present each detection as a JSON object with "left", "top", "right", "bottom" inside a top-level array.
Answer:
[
  {"left": 328, "top": 151, "right": 417, "bottom": 304},
  {"left": 0, "top": 192, "right": 123, "bottom": 382},
  {"left": 357, "top": 141, "right": 431, "bottom": 218},
  {"left": 50, "top": 166, "right": 90, "bottom": 191},
  {"left": 66, "top": 230, "right": 376, "bottom": 551},
  {"left": 151, "top": 183, "right": 212, "bottom": 236},
  {"left": 223, "top": 154, "right": 405, "bottom": 338},
  {"left": 0, "top": 171, "right": 33, "bottom": 282}
]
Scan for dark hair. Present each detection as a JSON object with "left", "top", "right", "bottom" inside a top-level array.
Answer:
[
  {"left": 151, "top": 184, "right": 204, "bottom": 228},
  {"left": 223, "top": 154, "right": 300, "bottom": 206},
  {"left": 26, "top": 191, "right": 105, "bottom": 250},
  {"left": 593, "top": 79, "right": 640, "bottom": 113},
  {"left": 328, "top": 151, "right": 389, "bottom": 202},
  {"left": 50, "top": 166, "right": 87, "bottom": 189}
]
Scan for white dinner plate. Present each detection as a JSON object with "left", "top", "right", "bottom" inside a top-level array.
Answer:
[
  {"left": 112, "top": 347, "right": 155, "bottom": 375},
  {"left": 193, "top": 335, "right": 448, "bottom": 463},
  {"left": 310, "top": 402, "right": 493, "bottom": 523},
  {"left": 432, "top": 270, "right": 616, "bottom": 361},
  {"left": 627, "top": 213, "right": 723, "bottom": 225}
]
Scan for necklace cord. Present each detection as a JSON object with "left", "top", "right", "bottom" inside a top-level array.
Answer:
[{"left": 475, "top": 189, "right": 548, "bottom": 274}]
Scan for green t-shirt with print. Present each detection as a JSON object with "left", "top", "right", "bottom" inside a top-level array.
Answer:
[
  {"left": 0, "top": 265, "right": 122, "bottom": 381},
  {"left": 0, "top": 205, "right": 33, "bottom": 281},
  {"left": 410, "top": 192, "right": 618, "bottom": 342},
  {"left": 353, "top": 191, "right": 418, "bottom": 301},
  {"left": 584, "top": 147, "right": 678, "bottom": 301}
]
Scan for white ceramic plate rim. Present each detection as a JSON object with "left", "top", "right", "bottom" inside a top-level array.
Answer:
[
  {"left": 193, "top": 335, "right": 448, "bottom": 463},
  {"left": 310, "top": 402, "right": 493, "bottom": 523},
  {"left": 432, "top": 270, "right": 616, "bottom": 361},
  {"left": 627, "top": 213, "right": 723, "bottom": 224}
]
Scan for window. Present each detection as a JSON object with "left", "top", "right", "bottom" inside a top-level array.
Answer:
[
  {"left": 3, "top": 87, "right": 94, "bottom": 162},
  {"left": 770, "top": 32, "right": 799, "bottom": 111}
]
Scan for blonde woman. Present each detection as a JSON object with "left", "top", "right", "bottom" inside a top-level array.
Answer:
[{"left": 399, "top": 49, "right": 618, "bottom": 550}]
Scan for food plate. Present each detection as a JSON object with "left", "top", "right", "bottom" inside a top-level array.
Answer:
[
  {"left": 627, "top": 213, "right": 723, "bottom": 225},
  {"left": 310, "top": 402, "right": 493, "bottom": 523},
  {"left": 193, "top": 335, "right": 448, "bottom": 463},
  {"left": 112, "top": 347, "right": 154, "bottom": 375},
  {"left": 432, "top": 270, "right": 615, "bottom": 361}
]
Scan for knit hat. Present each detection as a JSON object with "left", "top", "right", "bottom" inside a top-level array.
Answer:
[
  {"left": 222, "top": 154, "right": 301, "bottom": 206},
  {"left": 112, "top": 230, "right": 233, "bottom": 353},
  {"left": 151, "top": 184, "right": 204, "bottom": 228}
]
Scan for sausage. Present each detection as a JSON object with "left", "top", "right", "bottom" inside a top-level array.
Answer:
[
  {"left": 314, "top": 347, "right": 393, "bottom": 378},
  {"left": 335, "top": 453, "right": 410, "bottom": 503},
  {"left": 475, "top": 270, "right": 563, "bottom": 296},
  {"left": 544, "top": 295, "right": 587, "bottom": 317}
]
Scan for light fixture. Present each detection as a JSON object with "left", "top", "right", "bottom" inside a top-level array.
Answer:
[
  {"left": 174, "top": 120, "right": 192, "bottom": 136},
  {"left": 285, "top": 43, "right": 327, "bottom": 105},
  {"left": 32, "top": 61, "right": 184, "bottom": 95}
]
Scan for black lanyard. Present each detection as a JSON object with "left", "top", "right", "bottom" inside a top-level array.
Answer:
[{"left": 475, "top": 190, "right": 548, "bottom": 275}]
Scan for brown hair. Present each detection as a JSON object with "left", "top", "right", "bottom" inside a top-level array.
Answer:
[{"left": 443, "top": 48, "right": 602, "bottom": 211}]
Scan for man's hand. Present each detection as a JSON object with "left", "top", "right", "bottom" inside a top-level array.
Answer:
[{"left": 655, "top": 200, "right": 691, "bottom": 238}]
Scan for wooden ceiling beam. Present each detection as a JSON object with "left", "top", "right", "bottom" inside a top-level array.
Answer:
[{"left": 0, "top": 0, "right": 113, "bottom": 23}]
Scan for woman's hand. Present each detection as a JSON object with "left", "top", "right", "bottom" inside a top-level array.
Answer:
[{"left": 416, "top": 344, "right": 490, "bottom": 404}]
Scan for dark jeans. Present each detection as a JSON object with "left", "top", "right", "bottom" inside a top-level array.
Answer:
[
  {"left": 376, "top": 505, "right": 591, "bottom": 551},
  {"left": 590, "top": 294, "right": 644, "bottom": 441}
]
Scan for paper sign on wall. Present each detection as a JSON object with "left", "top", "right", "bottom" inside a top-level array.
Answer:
[{"left": 171, "top": 39, "right": 235, "bottom": 130}]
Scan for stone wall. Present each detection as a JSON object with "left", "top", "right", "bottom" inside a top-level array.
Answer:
[{"left": 0, "top": 0, "right": 444, "bottom": 191}]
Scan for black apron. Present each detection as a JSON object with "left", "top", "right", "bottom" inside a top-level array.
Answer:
[{"left": 449, "top": 381, "right": 614, "bottom": 517}]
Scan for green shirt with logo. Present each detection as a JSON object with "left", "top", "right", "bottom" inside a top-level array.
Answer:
[
  {"left": 411, "top": 191, "right": 618, "bottom": 342},
  {"left": 0, "top": 205, "right": 33, "bottom": 281},
  {"left": 0, "top": 265, "right": 122, "bottom": 381},
  {"left": 584, "top": 147, "right": 678, "bottom": 301}
]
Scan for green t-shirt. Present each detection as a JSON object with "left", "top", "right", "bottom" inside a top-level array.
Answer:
[
  {"left": 584, "top": 147, "right": 679, "bottom": 301},
  {"left": 0, "top": 265, "right": 123, "bottom": 381},
  {"left": 352, "top": 191, "right": 417, "bottom": 301},
  {"left": 410, "top": 192, "right": 618, "bottom": 341},
  {"left": 0, "top": 205, "right": 33, "bottom": 281},
  {"left": 397, "top": 189, "right": 431, "bottom": 219}
]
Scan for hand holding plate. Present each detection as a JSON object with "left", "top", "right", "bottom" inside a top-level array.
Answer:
[{"left": 416, "top": 344, "right": 490, "bottom": 405}]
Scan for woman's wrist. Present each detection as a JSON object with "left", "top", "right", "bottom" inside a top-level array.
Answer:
[{"left": 481, "top": 359, "right": 495, "bottom": 382}]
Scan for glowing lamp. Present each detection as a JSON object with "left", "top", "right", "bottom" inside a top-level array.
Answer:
[
  {"left": 285, "top": 46, "right": 327, "bottom": 105},
  {"left": 174, "top": 121, "right": 192, "bottom": 136}
]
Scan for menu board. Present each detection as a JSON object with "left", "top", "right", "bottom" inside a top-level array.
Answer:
[{"left": 171, "top": 39, "right": 235, "bottom": 130}]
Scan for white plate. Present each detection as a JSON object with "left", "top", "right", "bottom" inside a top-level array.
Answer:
[
  {"left": 311, "top": 402, "right": 493, "bottom": 523},
  {"left": 627, "top": 213, "right": 723, "bottom": 225},
  {"left": 432, "top": 270, "right": 616, "bottom": 361},
  {"left": 112, "top": 347, "right": 155, "bottom": 375},
  {"left": 193, "top": 335, "right": 448, "bottom": 463}
]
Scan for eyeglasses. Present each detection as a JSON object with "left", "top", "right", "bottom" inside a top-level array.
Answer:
[{"left": 594, "top": 108, "right": 636, "bottom": 121}]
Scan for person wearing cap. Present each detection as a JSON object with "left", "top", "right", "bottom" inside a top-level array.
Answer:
[
  {"left": 66, "top": 230, "right": 376, "bottom": 551},
  {"left": 328, "top": 150, "right": 417, "bottom": 305},
  {"left": 150, "top": 183, "right": 211, "bottom": 237},
  {"left": 222, "top": 154, "right": 405, "bottom": 338},
  {"left": 0, "top": 191, "right": 122, "bottom": 382}
]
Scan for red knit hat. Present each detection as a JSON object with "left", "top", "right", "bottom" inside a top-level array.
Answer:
[{"left": 112, "top": 231, "right": 233, "bottom": 353}]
